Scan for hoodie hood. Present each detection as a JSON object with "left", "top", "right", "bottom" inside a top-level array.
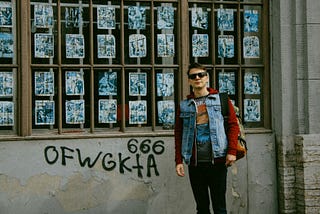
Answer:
[{"left": 186, "top": 87, "right": 219, "bottom": 99}]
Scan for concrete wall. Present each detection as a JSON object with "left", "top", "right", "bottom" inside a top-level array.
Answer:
[{"left": 0, "top": 133, "right": 277, "bottom": 214}]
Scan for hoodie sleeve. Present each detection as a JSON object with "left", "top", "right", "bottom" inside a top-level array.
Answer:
[
  {"left": 174, "top": 106, "right": 183, "bottom": 165},
  {"left": 226, "top": 99, "right": 240, "bottom": 156}
]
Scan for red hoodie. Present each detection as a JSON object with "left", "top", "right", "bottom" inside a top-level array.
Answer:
[{"left": 174, "top": 88, "right": 240, "bottom": 166}]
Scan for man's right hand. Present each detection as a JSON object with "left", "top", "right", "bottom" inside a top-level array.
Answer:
[{"left": 176, "top": 163, "right": 185, "bottom": 177}]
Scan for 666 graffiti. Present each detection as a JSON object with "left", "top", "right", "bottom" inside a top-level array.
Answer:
[{"left": 44, "top": 139, "right": 165, "bottom": 178}]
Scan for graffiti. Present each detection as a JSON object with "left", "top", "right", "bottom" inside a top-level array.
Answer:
[{"left": 44, "top": 139, "right": 165, "bottom": 178}]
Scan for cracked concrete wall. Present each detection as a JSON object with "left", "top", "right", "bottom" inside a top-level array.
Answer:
[{"left": 0, "top": 134, "right": 276, "bottom": 214}]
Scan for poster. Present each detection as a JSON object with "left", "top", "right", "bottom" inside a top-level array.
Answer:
[
  {"left": 157, "top": 34, "right": 175, "bottom": 57},
  {"left": 244, "top": 99, "right": 260, "bottom": 122},
  {"left": 128, "top": 6, "right": 146, "bottom": 30},
  {"left": 98, "top": 71, "right": 117, "bottom": 96},
  {"left": 244, "top": 10, "right": 259, "bottom": 32},
  {"left": 97, "top": 34, "right": 116, "bottom": 58},
  {"left": 97, "top": 6, "right": 116, "bottom": 29},
  {"left": 217, "top": 8, "right": 234, "bottom": 31},
  {"left": 65, "top": 7, "right": 82, "bottom": 28},
  {"left": 66, "top": 34, "right": 85, "bottom": 58},
  {"left": 191, "top": 7, "right": 208, "bottom": 30},
  {"left": 243, "top": 36, "right": 259, "bottom": 58},
  {"left": 34, "top": 33, "right": 54, "bottom": 58},
  {"left": 129, "top": 100, "right": 147, "bottom": 124},
  {"left": 244, "top": 72, "right": 261, "bottom": 94},
  {"left": 65, "top": 99, "right": 85, "bottom": 124},
  {"left": 0, "top": 101, "right": 14, "bottom": 126},
  {"left": 98, "top": 99, "right": 117, "bottom": 123},
  {"left": 129, "top": 73, "right": 147, "bottom": 96},
  {"left": 0, "top": 33, "right": 13, "bottom": 58},
  {"left": 0, "top": 72, "right": 13, "bottom": 97},
  {"left": 34, "top": 4, "right": 53, "bottom": 28},
  {"left": 218, "top": 72, "right": 235, "bottom": 95},
  {"left": 35, "top": 71, "right": 54, "bottom": 96},
  {"left": 129, "top": 34, "right": 146, "bottom": 58},
  {"left": 0, "top": 2, "right": 12, "bottom": 27},
  {"left": 157, "top": 100, "right": 175, "bottom": 125},
  {"left": 157, "top": 6, "right": 174, "bottom": 29},
  {"left": 218, "top": 35, "right": 234, "bottom": 58},
  {"left": 156, "top": 73, "right": 174, "bottom": 97},
  {"left": 65, "top": 71, "right": 84, "bottom": 96},
  {"left": 35, "top": 100, "right": 55, "bottom": 125},
  {"left": 192, "top": 34, "right": 209, "bottom": 57}
]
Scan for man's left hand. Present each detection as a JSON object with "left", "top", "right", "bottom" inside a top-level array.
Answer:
[{"left": 225, "top": 154, "right": 236, "bottom": 167}]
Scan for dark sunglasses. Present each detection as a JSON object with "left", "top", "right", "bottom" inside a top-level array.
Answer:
[{"left": 188, "top": 72, "right": 208, "bottom": 80}]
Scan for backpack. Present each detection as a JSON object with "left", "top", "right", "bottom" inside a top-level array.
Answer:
[{"left": 219, "top": 93, "right": 248, "bottom": 160}]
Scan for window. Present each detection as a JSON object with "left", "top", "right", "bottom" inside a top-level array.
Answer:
[
  {"left": 187, "top": 0, "right": 269, "bottom": 128},
  {"left": 30, "top": 0, "right": 179, "bottom": 134}
]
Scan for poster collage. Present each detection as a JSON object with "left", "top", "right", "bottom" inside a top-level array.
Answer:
[
  {"left": 191, "top": 7, "right": 260, "bottom": 59},
  {"left": 0, "top": 2, "right": 14, "bottom": 126}
]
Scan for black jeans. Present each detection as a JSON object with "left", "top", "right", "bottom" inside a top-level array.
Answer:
[{"left": 188, "top": 163, "right": 227, "bottom": 214}]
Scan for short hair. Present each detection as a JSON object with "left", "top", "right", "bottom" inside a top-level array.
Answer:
[{"left": 187, "top": 62, "right": 207, "bottom": 75}]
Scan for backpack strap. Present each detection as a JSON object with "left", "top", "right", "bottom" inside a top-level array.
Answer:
[{"left": 219, "top": 92, "right": 229, "bottom": 130}]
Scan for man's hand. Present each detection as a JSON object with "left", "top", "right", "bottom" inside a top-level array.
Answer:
[
  {"left": 225, "top": 154, "right": 236, "bottom": 167},
  {"left": 176, "top": 163, "right": 185, "bottom": 177}
]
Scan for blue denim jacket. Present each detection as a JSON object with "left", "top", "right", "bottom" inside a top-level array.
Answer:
[{"left": 179, "top": 94, "right": 228, "bottom": 165}]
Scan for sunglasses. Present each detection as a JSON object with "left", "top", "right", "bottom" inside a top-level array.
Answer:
[{"left": 188, "top": 72, "right": 208, "bottom": 80}]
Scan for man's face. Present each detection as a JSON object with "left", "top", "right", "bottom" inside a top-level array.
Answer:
[{"left": 188, "top": 68, "right": 208, "bottom": 90}]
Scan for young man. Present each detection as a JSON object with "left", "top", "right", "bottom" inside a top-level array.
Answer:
[{"left": 175, "top": 63, "right": 240, "bottom": 214}]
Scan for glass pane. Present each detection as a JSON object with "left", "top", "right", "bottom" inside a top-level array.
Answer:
[
  {"left": 241, "top": 5, "right": 263, "bottom": 65},
  {"left": 94, "top": 69, "right": 121, "bottom": 129},
  {"left": 155, "top": 68, "right": 178, "bottom": 130},
  {"left": 154, "top": 3, "right": 178, "bottom": 65},
  {"left": 124, "top": 2, "right": 151, "bottom": 65},
  {"left": 93, "top": 2, "right": 121, "bottom": 65},
  {"left": 125, "top": 68, "right": 151, "bottom": 127},
  {"left": 189, "top": 3, "right": 212, "bottom": 64},
  {"left": 215, "top": 4, "right": 238, "bottom": 65},
  {"left": 62, "top": 68, "right": 90, "bottom": 129},
  {"left": 216, "top": 68, "right": 239, "bottom": 105}
]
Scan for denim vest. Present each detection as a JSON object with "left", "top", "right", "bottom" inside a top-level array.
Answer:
[{"left": 179, "top": 94, "right": 228, "bottom": 165}]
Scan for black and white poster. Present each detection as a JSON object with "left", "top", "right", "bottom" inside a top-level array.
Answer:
[
  {"left": 243, "top": 36, "right": 259, "bottom": 58},
  {"left": 98, "top": 99, "right": 117, "bottom": 123},
  {"left": 218, "top": 35, "right": 234, "bottom": 58},
  {"left": 156, "top": 73, "right": 174, "bottom": 97},
  {"left": 129, "top": 100, "right": 147, "bottom": 124},
  {"left": 218, "top": 72, "right": 235, "bottom": 95},
  {"left": 129, "top": 73, "right": 147, "bottom": 96},
  {"left": 191, "top": 7, "right": 208, "bottom": 30},
  {"left": 66, "top": 34, "right": 85, "bottom": 58},
  {"left": 97, "top": 6, "right": 116, "bottom": 29},
  {"left": 65, "top": 99, "right": 85, "bottom": 124},
  {"left": 129, "top": 34, "right": 146, "bottom": 58},
  {"left": 0, "top": 33, "right": 13, "bottom": 58},
  {"left": 35, "top": 71, "right": 54, "bottom": 96},
  {"left": 157, "top": 34, "right": 175, "bottom": 57},
  {"left": 217, "top": 8, "right": 234, "bottom": 31},
  {"left": 35, "top": 100, "right": 55, "bottom": 125},
  {"left": 244, "top": 72, "right": 261, "bottom": 94},
  {"left": 65, "top": 71, "right": 84, "bottom": 96},
  {"left": 0, "top": 72, "right": 13, "bottom": 97},
  {"left": 0, "top": 101, "right": 14, "bottom": 126},
  {"left": 98, "top": 71, "right": 117, "bottom": 96},
  {"left": 97, "top": 34, "right": 116, "bottom": 58},
  {"left": 0, "top": 2, "right": 12, "bottom": 27},
  {"left": 157, "top": 100, "right": 175, "bottom": 125},
  {"left": 192, "top": 34, "right": 209, "bottom": 57},
  {"left": 157, "top": 6, "right": 174, "bottom": 29},
  {"left": 128, "top": 6, "right": 146, "bottom": 30},
  {"left": 65, "top": 7, "right": 82, "bottom": 28},
  {"left": 35, "top": 33, "right": 54, "bottom": 58},
  {"left": 244, "top": 10, "right": 259, "bottom": 32},
  {"left": 244, "top": 99, "right": 261, "bottom": 122},
  {"left": 34, "top": 4, "right": 53, "bottom": 28}
]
